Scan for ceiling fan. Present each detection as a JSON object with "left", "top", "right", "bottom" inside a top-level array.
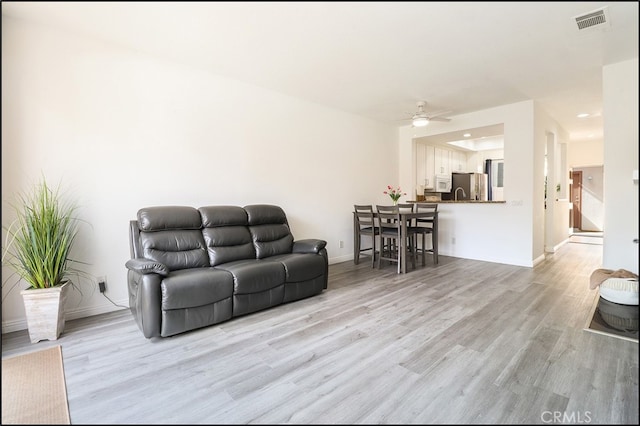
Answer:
[{"left": 407, "top": 101, "right": 452, "bottom": 127}]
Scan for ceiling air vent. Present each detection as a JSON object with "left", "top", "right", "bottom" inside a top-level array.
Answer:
[{"left": 573, "top": 7, "right": 610, "bottom": 31}]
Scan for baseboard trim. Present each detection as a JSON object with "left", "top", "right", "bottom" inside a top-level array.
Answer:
[
  {"left": 532, "top": 253, "right": 547, "bottom": 267},
  {"left": 545, "top": 237, "right": 570, "bottom": 254},
  {"left": 329, "top": 254, "right": 353, "bottom": 265},
  {"left": 1, "top": 299, "right": 129, "bottom": 334}
]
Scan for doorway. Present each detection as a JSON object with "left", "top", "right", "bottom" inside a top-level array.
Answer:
[
  {"left": 571, "top": 170, "right": 582, "bottom": 230},
  {"left": 570, "top": 166, "right": 605, "bottom": 233}
]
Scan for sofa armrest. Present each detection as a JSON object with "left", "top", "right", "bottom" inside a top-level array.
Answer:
[
  {"left": 127, "top": 269, "right": 163, "bottom": 338},
  {"left": 125, "top": 258, "right": 170, "bottom": 276},
  {"left": 292, "top": 239, "right": 327, "bottom": 254}
]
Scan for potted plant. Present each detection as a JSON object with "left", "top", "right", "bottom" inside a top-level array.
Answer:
[
  {"left": 384, "top": 185, "right": 406, "bottom": 206},
  {"left": 2, "top": 178, "right": 86, "bottom": 343}
]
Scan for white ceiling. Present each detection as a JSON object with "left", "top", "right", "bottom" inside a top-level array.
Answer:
[{"left": 2, "top": 2, "right": 638, "bottom": 142}]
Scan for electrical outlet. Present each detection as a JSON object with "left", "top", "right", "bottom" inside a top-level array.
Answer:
[
  {"left": 339, "top": 240, "right": 344, "bottom": 248},
  {"left": 97, "top": 276, "right": 106, "bottom": 293},
  {"left": 451, "top": 237, "right": 456, "bottom": 244}
]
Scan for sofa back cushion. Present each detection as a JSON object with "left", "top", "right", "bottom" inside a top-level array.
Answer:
[
  {"left": 245, "top": 204, "right": 294, "bottom": 259},
  {"left": 137, "top": 206, "right": 209, "bottom": 271},
  {"left": 199, "top": 206, "right": 256, "bottom": 266}
]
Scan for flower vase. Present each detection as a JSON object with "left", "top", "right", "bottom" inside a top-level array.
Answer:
[{"left": 392, "top": 200, "right": 398, "bottom": 206}]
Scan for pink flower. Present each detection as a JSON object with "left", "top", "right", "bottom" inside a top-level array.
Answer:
[{"left": 384, "top": 185, "right": 406, "bottom": 202}]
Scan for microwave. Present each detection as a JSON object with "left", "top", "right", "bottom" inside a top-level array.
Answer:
[{"left": 435, "top": 174, "right": 452, "bottom": 192}]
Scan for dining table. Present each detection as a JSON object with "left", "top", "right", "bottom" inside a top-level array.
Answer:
[{"left": 353, "top": 209, "right": 439, "bottom": 274}]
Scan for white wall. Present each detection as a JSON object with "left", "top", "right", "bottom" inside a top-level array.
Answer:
[
  {"left": 1, "top": 17, "right": 398, "bottom": 332},
  {"left": 568, "top": 139, "right": 603, "bottom": 167},
  {"left": 602, "top": 58, "right": 639, "bottom": 273},
  {"left": 536, "top": 106, "right": 571, "bottom": 253},
  {"left": 568, "top": 139, "right": 604, "bottom": 233},
  {"left": 574, "top": 166, "right": 604, "bottom": 232}
]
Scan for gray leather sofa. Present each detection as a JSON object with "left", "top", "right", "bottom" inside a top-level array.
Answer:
[{"left": 125, "top": 204, "right": 328, "bottom": 338}]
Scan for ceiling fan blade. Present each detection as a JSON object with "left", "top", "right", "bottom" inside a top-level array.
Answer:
[
  {"left": 425, "top": 109, "right": 452, "bottom": 117},
  {"left": 398, "top": 101, "right": 453, "bottom": 124},
  {"left": 428, "top": 116, "right": 451, "bottom": 122}
]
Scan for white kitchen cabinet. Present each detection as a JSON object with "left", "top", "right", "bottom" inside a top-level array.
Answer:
[
  {"left": 434, "top": 147, "right": 450, "bottom": 175},
  {"left": 416, "top": 144, "right": 436, "bottom": 189},
  {"left": 419, "top": 145, "right": 469, "bottom": 188},
  {"left": 425, "top": 145, "right": 435, "bottom": 188},
  {"left": 450, "top": 150, "right": 468, "bottom": 172}
]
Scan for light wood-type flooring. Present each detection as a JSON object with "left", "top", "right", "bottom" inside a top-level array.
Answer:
[{"left": 2, "top": 241, "right": 638, "bottom": 424}]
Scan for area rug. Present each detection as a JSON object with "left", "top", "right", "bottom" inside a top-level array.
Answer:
[
  {"left": 1, "top": 345, "right": 71, "bottom": 424},
  {"left": 569, "top": 232, "right": 603, "bottom": 245},
  {"left": 584, "top": 295, "right": 639, "bottom": 343}
]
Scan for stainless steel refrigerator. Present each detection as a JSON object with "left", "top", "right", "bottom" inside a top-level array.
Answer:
[{"left": 451, "top": 172, "right": 488, "bottom": 201}]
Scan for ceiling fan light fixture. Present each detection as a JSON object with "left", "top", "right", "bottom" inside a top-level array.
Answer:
[{"left": 412, "top": 116, "right": 429, "bottom": 127}]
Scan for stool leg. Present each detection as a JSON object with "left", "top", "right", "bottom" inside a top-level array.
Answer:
[{"left": 371, "top": 233, "right": 376, "bottom": 268}]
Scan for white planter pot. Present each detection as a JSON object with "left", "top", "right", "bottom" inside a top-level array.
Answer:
[{"left": 20, "top": 282, "right": 69, "bottom": 344}]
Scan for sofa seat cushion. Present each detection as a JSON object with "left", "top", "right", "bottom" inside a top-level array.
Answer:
[
  {"left": 268, "top": 253, "right": 326, "bottom": 282},
  {"left": 161, "top": 268, "right": 234, "bottom": 310},
  {"left": 214, "top": 259, "right": 285, "bottom": 295}
]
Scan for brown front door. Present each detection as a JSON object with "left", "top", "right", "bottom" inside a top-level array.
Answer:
[{"left": 571, "top": 171, "right": 582, "bottom": 230}]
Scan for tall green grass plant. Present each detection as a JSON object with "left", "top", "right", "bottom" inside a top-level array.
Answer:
[{"left": 2, "top": 178, "right": 86, "bottom": 292}]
